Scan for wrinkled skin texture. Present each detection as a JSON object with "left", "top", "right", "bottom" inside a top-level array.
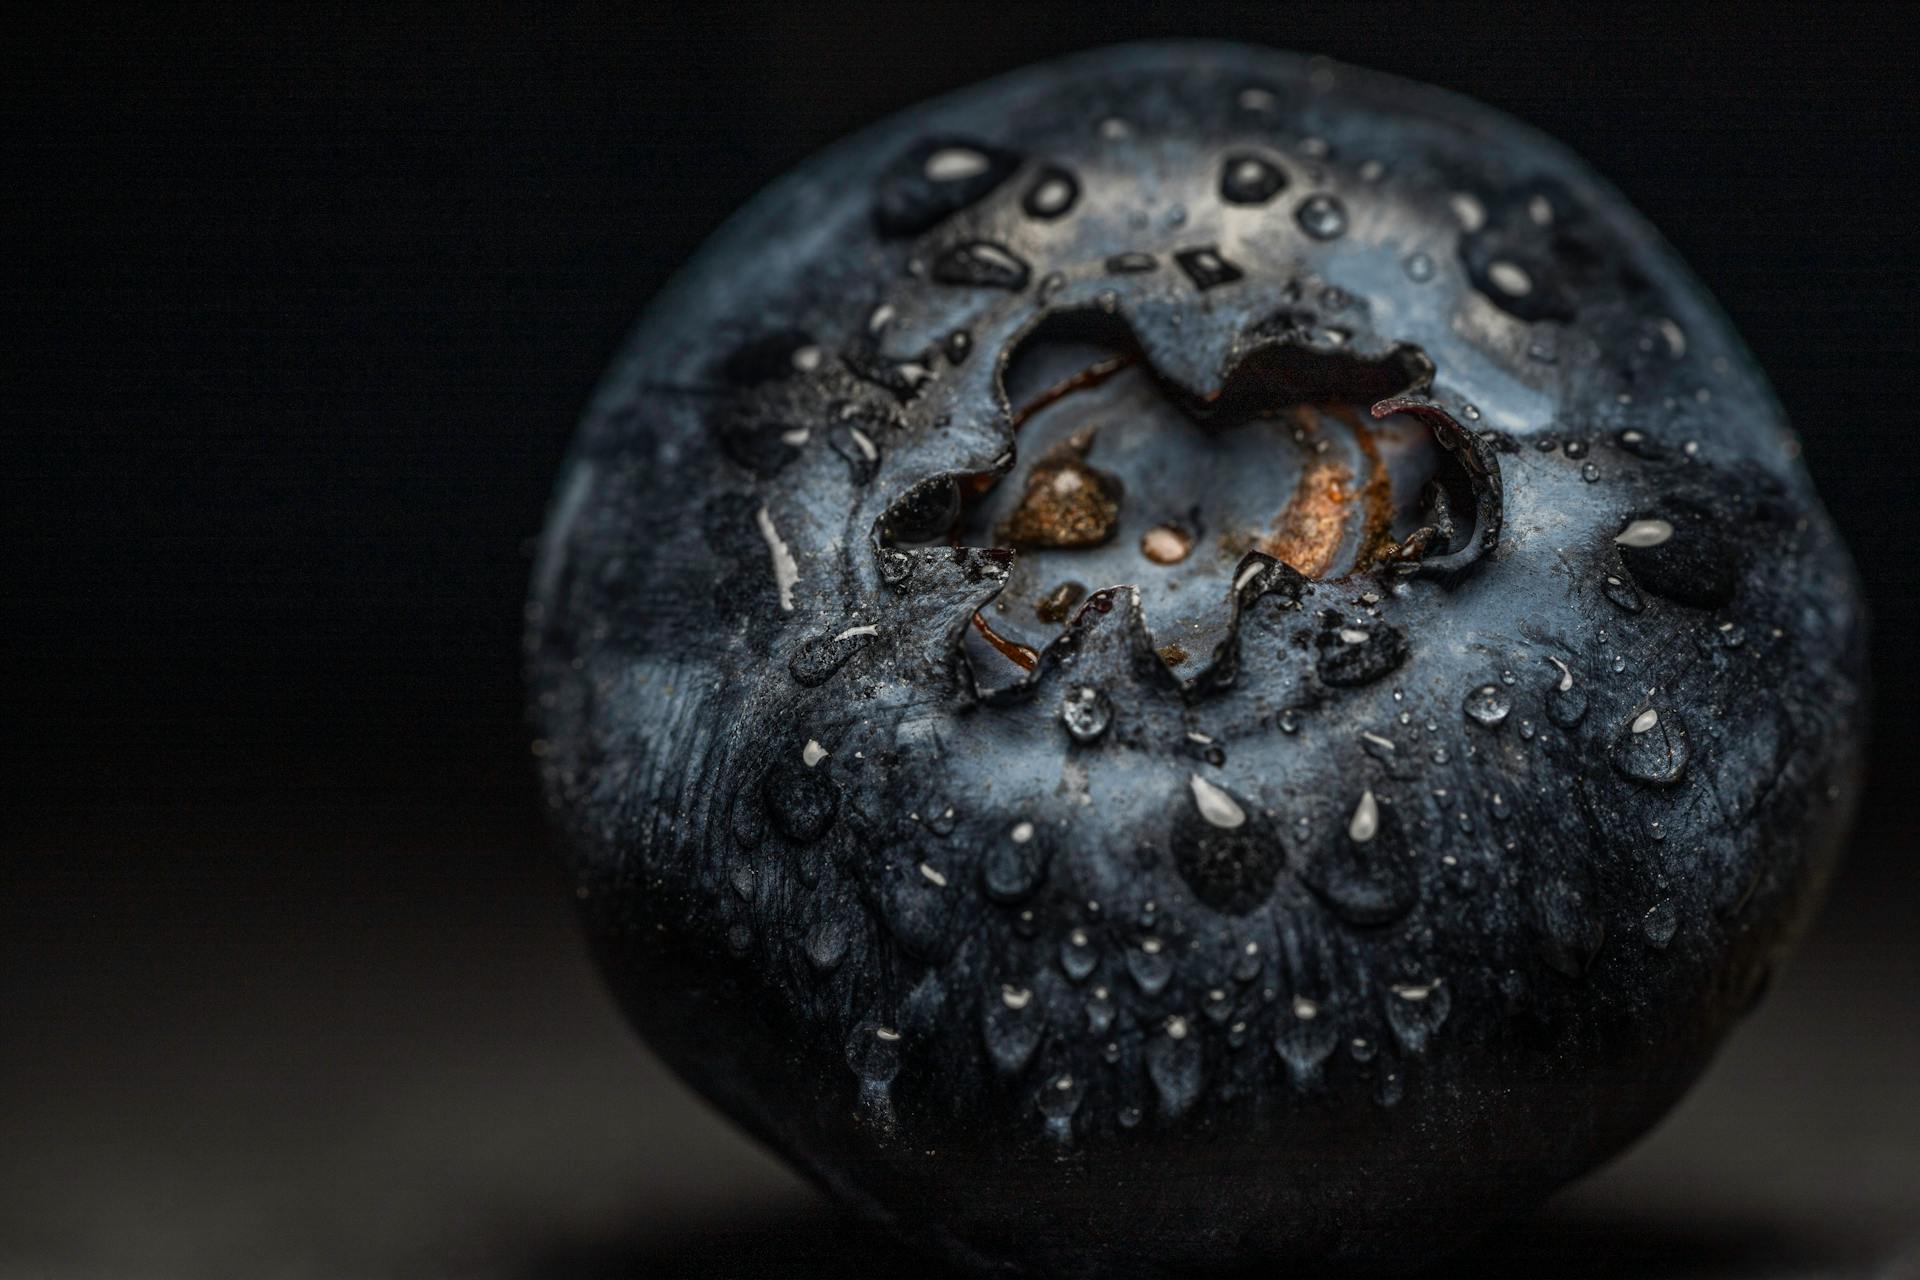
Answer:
[{"left": 528, "top": 42, "right": 1866, "bottom": 1278}]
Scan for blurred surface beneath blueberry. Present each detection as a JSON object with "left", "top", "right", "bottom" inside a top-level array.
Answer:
[
  {"left": 3, "top": 4, "right": 1915, "bottom": 1277},
  {"left": 4, "top": 849, "right": 1916, "bottom": 1278}
]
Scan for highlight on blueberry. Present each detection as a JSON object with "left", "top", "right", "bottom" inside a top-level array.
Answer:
[{"left": 527, "top": 41, "right": 1865, "bottom": 1277}]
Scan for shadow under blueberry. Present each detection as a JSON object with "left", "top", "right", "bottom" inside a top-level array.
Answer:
[
  {"left": 512, "top": 1200, "right": 971, "bottom": 1280},
  {"left": 1422, "top": 1206, "right": 1851, "bottom": 1280},
  {"left": 513, "top": 1199, "right": 1867, "bottom": 1280}
]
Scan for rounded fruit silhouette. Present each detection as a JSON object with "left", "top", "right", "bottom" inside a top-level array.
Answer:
[{"left": 527, "top": 41, "right": 1866, "bottom": 1278}]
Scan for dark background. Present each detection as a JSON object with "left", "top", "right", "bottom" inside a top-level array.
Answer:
[{"left": 5, "top": 5, "right": 1916, "bottom": 1277}]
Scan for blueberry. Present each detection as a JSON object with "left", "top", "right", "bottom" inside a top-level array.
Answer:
[{"left": 530, "top": 43, "right": 1866, "bottom": 1278}]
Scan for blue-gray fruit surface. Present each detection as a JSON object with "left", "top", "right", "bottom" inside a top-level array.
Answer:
[{"left": 527, "top": 41, "right": 1866, "bottom": 1278}]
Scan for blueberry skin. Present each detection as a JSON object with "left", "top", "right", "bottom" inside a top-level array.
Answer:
[{"left": 528, "top": 42, "right": 1866, "bottom": 1278}]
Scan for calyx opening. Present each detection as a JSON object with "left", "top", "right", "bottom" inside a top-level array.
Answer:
[{"left": 876, "top": 311, "right": 1498, "bottom": 683}]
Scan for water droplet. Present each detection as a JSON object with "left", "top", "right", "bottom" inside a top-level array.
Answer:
[
  {"left": 1295, "top": 193, "right": 1348, "bottom": 240},
  {"left": 1086, "top": 985, "right": 1115, "bottom": 1035},
  {"left": 1022, "top": 165, "right": 1080, "bottom": 220},
  {"left": 1317, "top": 620, "right": 1410, "bottom": 687},
  {"left": 1062, "top": 685, "right": 1113, "bottom": 743},
  {"left": 1174, "top": 245, "right": 1243, "bottom": 291},
  {"left": 1037, "top": 1072, "right": 1083, "bottom": 1127},
  {"left": 923, "top": 146, "right": 990, "bottom": 182},
  {"left": 1147, "top": 1018, "right": 1205, "bottom": 1117},
  {"left": 1118, "top": 1104, "right": 1142, "bottom": 1129},
  {"left": 1581, "top": 462, "right": 1601, "bottom": 483},
  {"left": 1276, "top": 998, "right": 1339, "bottom": 1089},
  {"left": 846, "top": 1021, "right": 902, "bottom": 1082},
  {"left": 1221, "top": 153, "right": 1287, "bottom": 204},
  {"left": 1563, "top": 438, "right": 1589, "bottom": 459},
  {"left": 1602, "top": 574, "right": 1645, "bottom": 614},
  {"left": 931, "top": 240, "right": 1031, "bottom": 290},
  {"left": 1463, "top": 683, "right": 1513, "bottom": 729},
  {"left": 1228, "top": 942, "right": 1262, "bottom": 985},
  {"left": 1657, "top": 317, "right": 1687, "bottom": 358},
  {"left": 1141, "top": 523, "right": 1195, "bottom": 563},
  {"left": 983, "top": 984, "right": 1043, "bottom": 1073},
  {"left": 1189, "top": 774, "right": 1246, "bottom": 829},
  {"left": 982, "top": 822, "right": 1051, "bottom": 903},
  {"left": 1167, "top": 782, "right": 1274, "bottom": 909},
  {"left": 805, "top": 916, "right": 850, "bottom": 971},
  {"left": 1643, "top": 899, "right": 1679, "bottom": 948},
  {"left": 789, "top": 624, "right": 879, "bottom": 687},
  {"left": 874, "top": 138, "right": 1019, "bottom": 237},
  {"left": 1384, "top": 981, "right": 1452, "bottom": 1054},
  {"left": 1533, "top": 873, "right": 1605, "bottom": 977},
  {"left": 1545, "top": 659, "right": 1586, "bottom": 730},
  {"left": 1305, "top": 792, "right": 1417, "bottom": 926},
  {"left": 1615, "top": 429, "right": 1668, "bottom": 461},
  {"left": 1617, "top": 499, "right": 1739, "bottom": 607},
  {"left": 719, "top": 330, "right": 823, "bottom": 389},
  {"left": 1105, "top": 251, "right": 1157, "bottom": 274},
  {"left": 1060, "top": 928, "right": 1097, "bottom": 982},
  {"left": 1449, "top": 191, "right": 1487, "bottom": 232},
  {"left": 1236, "top": 86, "right": 1277, "bottom": 112},
  {"left": 874, "top": 845, "right": 956, "bottom": 960},
  {"left": 1486, "top": 260, "right": 1532, "bottom": 297},
  {"left": 1404, "top": 251, "right": 1435, "bottom": 282},
  {"left": 1349, "top": 789, "right": 1380, "bottom": 842},
  {"left": 1614, "top": 706, "right": 1691, "bottom": 786},
  {"left": 1126, "top": 937, "right": 1174, "bottom": 996},
  {"left": 1615, "top": 518, "right": 1674, "bottom": 549},
  {"left": 760, "top": 765, "right": 837, "bottom": 842},
  {"left": 823, "top": 420, "right": 881, "bottom": 483},
  {"left": 881, "top": 474, "right": 961, "bottom": 543}
]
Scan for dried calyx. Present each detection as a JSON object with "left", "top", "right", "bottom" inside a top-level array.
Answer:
[{"left": 874, "top": 310, "right": 1500, "bottom": 685}]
